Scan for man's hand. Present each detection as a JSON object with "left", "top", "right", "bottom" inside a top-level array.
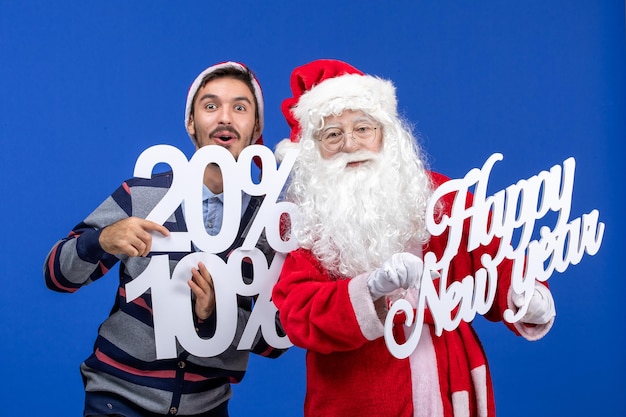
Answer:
[
  {"left": 189, "top": 262, "right": 216, "bottom": 320},
  {"left": 99, "top": 217, "right": 170, "bottom": 257},
  {"left": 366, "top": 252, "right": 424, "bottom": 300}
]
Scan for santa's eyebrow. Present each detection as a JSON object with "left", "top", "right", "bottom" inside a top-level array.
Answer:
[
  {"left": 322, "top": 116, "right": 376, "bottom": 131},
  {"left": 352, "top": 115, "right": 377, "bottom": 124}
]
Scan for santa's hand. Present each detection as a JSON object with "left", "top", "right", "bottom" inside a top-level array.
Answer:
[
  {"left": 366, "top": 253, "right": 423, "bottom": 300},
  {"left": 512, "top": 284, "right": 556, "bottom": 325}
]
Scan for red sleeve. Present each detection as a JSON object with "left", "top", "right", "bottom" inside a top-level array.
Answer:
[{"left": 272, "top": 249, "right": 371, "bottom": 354}]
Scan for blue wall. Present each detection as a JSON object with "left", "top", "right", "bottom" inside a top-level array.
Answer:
[{"left": 1, "top": 1, "right": 623, "bottom": 415}]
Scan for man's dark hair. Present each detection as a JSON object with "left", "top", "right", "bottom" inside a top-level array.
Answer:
[{"left": 190, "top": 65, "right": 260, "bottom": 122}]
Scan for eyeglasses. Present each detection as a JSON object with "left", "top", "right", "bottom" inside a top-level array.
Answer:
[{"left": 317, "top": 124, "right": 379, "bottom": 153}]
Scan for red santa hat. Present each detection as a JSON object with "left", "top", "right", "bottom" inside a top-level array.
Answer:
[
  {"left": 185, "top": 61, "right": 264, "bottom": 146},
  {"left": 276, "top": 59, "right": 397, "bottom": 160}
]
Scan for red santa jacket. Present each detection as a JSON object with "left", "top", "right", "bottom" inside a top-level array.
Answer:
[{"left": 272, "top": 171, "right": 552, "bottom": 417}]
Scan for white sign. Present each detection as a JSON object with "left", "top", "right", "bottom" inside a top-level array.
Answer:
[
  {"left": 125, "top": 146, "right": 604, "bottom": 361},
  {"left": 125, "top": 144, "right": 299, "bottom": 359},
  {"left": 384, "top": 153, "right": 605, "bottom": 358}
]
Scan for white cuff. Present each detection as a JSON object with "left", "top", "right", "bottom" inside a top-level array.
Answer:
[{"left": 348, "top": 273, "right": 386, "bottom": 341}]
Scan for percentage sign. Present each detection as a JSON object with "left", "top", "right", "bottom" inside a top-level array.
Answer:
[{"left": 236, "top": 145, "right": 299, "bottom": 254}]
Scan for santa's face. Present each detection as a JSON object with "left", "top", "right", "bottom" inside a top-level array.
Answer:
[
  {"left": 290, "top": 111, "right": 432, "bottom": 277},
  {"left": 317, "top": 110, "right": 383, "bottom": 161}
]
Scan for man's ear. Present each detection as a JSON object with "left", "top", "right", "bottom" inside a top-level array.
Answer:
[
  {"left": 186, "top": 115, "right": 196, "bottom": 137},
  {"left": 253, "top": 119, "right": 261, "bottom": 140},
  {"left": 187, "top": 116, "right": 199, "bottom": 148}
]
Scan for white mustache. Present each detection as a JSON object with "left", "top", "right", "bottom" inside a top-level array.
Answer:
[{"left": 324, "top": 150, "right": 382, "bottom": 169}]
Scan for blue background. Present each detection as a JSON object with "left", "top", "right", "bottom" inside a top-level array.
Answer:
[{"left": 1, "top": 1, "right": 624, "bottom": 416}]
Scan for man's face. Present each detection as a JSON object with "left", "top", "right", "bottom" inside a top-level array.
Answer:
[
  {"left": 187, "top": 77, "right": 260, "bottom": 160},
  {"left": 318, "top": 110, "right": 383, "bottom": 163}
]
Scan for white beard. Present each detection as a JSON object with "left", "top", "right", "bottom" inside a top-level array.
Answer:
[{"left": 287, "top": 128, "right": 433, "bottom": 278}]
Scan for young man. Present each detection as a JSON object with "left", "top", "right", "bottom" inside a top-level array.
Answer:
[
  {"left": 272, "top": 59, "right": 556, "bottom": 417},
  {"left": 44, "top": 62, "right": 284, "bottom": 417}
]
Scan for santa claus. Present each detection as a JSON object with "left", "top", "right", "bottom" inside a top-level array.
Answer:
[{"left": 272, "top": 59, "right": 555, "bottom": 417}]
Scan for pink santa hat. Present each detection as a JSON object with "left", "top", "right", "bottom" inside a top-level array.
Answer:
[
  {"left": 185, "top": 61, "right": 264, "bottom": 147},
  {"left": 276, "top": 59, "right": 398, "bottom": 160}
]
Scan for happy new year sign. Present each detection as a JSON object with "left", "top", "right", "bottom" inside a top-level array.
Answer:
[
  {"left": 127, "top": 145, "right": 604, "bottom": 359},
  {"left": 384, "top": 153, "right": 604, "bottom": 358}
]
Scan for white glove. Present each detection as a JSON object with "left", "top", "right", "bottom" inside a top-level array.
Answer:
[
  {"left": 512, "top": 284, "right": 556, "bottom": 325},
  {"left": 366, "top": 253, "right": 424, "bottom": 300}
]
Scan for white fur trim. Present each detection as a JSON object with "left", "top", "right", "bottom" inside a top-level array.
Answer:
[
  {"left": 408, "top": 325, "right": 445, "bottom": 417},
  {"left": 348, "top": 273, "right": 385, "bottom": 341},
  {"left": 513, "top": 317, "right": 554, "bottom": 341},
  {"left": 451, "top": 391, "right": 470, "bottom": 417},
  {"left": 471, "top": 365, "right": 488, "bottom": 417},
  {"left": 293, "top": 73, "right": 397, "bottom": 134}
]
